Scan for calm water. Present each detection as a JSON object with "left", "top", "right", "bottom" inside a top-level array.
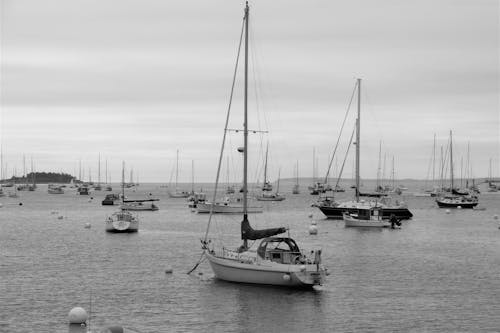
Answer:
[{"left": 1, "top": 181, "right": 499, "bottom": 332}]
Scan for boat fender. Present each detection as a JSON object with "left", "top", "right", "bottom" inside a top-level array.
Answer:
[
  {"left": 282, "top": 274, "right": 291, "bottom": 281},
  {"left": 300, "top": 265, "right": 306, "bottom": 272},
  {"left": 68, "top": 307, "right": 88, "bottom": 324}
]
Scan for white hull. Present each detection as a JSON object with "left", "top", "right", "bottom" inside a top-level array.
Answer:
[
  {"left": 343, "top": 214, "right": 389, "bottom": 228},
  {"left": 105, "top": 219, "right": 139, "bottom": 232},
  {"left": 105, "top": 211, "right": 139, "bottom": 232},
  {"left": 197, "top": 202, "right": 263, "bottom": 214},
  {"left": 205, "top": 251, "right": 324, "bottom": 287},
  {"left": 120, "top": 203, "right": 159, "bottom": 211}
]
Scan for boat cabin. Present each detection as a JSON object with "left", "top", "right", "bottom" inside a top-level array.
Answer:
[
  {"left": 257, "top": 237, "right": 303, "bottom": 264},
  {"left": 351, "top": 207, "right": 382, "bottom": 220}
]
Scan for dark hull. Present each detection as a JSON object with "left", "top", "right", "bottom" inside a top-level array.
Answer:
[
  {"left": 318, "top": 206, "right": 413, "bottom": 220},
  {"left": 436, "top": 200, "right": 478, "bottom": 209},
  {"left": 105, "top": 229, "right": 138, "bottom": 233},
  {"left": 101, "top": 200, "right": 115, "bottom": 205}
]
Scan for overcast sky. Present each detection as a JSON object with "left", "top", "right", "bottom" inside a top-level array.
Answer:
[{"left": 0, "top": 0, "right": 498, "bottom": 183}]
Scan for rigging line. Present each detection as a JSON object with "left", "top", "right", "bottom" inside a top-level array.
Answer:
[
  {"left": 335, "top": 124, "right": 356, "bottom": 190},
  {"left": 202, "top": 15, "right": 245, "bottom": 244},
  {"left": 324, "top": 81, "right": 358, "bottom": 183}
]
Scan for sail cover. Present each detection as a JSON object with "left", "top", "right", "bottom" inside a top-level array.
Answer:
[{"left": 241, "top": 217, "right": 286, "bottom": 240}]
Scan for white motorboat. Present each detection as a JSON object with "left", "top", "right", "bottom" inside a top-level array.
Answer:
[{"left": 342, "top": 207, "right": 390, "bottom": 228}]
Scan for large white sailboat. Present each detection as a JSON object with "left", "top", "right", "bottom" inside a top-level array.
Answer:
[{"left": 201, "top": 2, "right": 326, "bottom": 288}]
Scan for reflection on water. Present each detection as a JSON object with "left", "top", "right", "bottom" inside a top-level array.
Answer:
[{"left": 1, "top": 182, "right": 500, "bottom": 332}]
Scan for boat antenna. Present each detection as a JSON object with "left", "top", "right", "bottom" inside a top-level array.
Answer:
[{"left": 355, "top": 78, "right": 361, "bottom": 202}]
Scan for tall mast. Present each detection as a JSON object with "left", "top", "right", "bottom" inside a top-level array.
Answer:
[
  {"left": 449, "top": 130, "right": 454, "bottom": 190},
  {"left": 376, "top": 141, "right": 381, "bottom": 190},
  {"left": 263, "top": 143, "right": 268, "bottom": 186},
  {"left": 121, "top": 161, "right": 125, "bottom": 203},
  {"left": 432, "top": 133, "right": 436, "bottom": 186},
  {"left": 277, "top": 168, "right": 281, "bottom": 193},
  {"left": 312, "top": 147, "right": 316, "bottom": 183},
  {"left": 355, "top": 78, "right": 361, "bottom": 202},
  {"left": 98, "top": 154, "right": 101, "bottom": 185},
  {"left": 176, "top": 149, "right": 179, "bottom": 189},
  {"left": 191, "top": 160, "right": 195, "bottom": 193},
  {"left": 105, "top": 158, "right": 108, "bottom": 184},
  {"left": 243, "top": 1, "right": 249, "bottom": 217}
]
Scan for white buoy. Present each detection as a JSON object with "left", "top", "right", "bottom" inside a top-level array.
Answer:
[
  {"left": 445, "top": 209, "right": 451, "bottom": 214},
  {"left": 457, "top": 206, "right": 462, "bottom": 209},
  {"left": 84, "top": 223, "right": 91, "bottom": 229},
  {"left": 68, "top": 307, "right": 88, "bottom": 324},
  {"left": 282, "top": 274, "right": 291, "bottom": 281},
  {"left": 165, "top": 267, "right": 173, "bottom": 274},
  {"left": 309, "top": 225, "right": 318, "bottom": 235},
  {"left": 310, "top": 220, "right": 317, "bottom": 226}
]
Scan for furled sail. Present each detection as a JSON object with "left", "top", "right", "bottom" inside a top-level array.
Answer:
[{"left": 241, "top": 217, "right": 286, "bottom": 240}]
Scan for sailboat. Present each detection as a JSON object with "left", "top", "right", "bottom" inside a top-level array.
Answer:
[
  {"left": 168, "top": 150, "right": 190, "bottom": 198},
  {"left": 315, "top": 79, "right": 413, "bottom": 221},
  {"left": 436, "top": 131, "right": 478, "bottom": 208},
  {"left": 201, "top": 3, "right": 326, "bottom": 288},
  {"left": 292, "top": 161, "right": 300, "bottom": 194},
  {"left": 106, "top": 162, "right": 139, "bottom": 233},
  {"left": 260, "top": 143, "right": 273, "bottom": 192},
  {"left": 256, "top": 166, "right": 285, "bottom": 201}
]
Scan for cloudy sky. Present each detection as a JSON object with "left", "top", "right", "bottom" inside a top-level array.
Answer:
[{"left": 0, "top": 0, "right": 498, "bottom": 183}]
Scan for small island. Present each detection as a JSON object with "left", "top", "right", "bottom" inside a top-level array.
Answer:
[{"left": 1, "top": 172, "right": 77, "bottom": 184}]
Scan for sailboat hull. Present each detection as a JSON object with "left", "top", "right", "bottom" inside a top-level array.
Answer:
[
  {"left": 318, "top": 205, "right": 413, "bottom": 220},
  {"left": 197, "top": 202, "right": 263, "bottom": 214},
  {"left": 205, "top": 251, "right": 323, "bottom": 288}
]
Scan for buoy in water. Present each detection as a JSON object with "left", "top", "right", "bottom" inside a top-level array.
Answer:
[
  {"left": 68, "top": 307, "right": 88, "bottom": 324},
  {"left": 445, "top": 209, "right": 451, "bottom": 214},
  {"left": 309, "top": 225, "right": 318, "bottom": 235},
  {"left": 84, "top": 223, "right": 91, "bottom": 229},
  {"left": 165, "top": 267, "right": 173, "bottom": 274},
  {"left": 310, "top": 220, "right": 317, "bottom": 226}
]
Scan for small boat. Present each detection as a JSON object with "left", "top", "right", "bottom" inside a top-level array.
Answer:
[
  {"left": 168, "top": 150, "right": 190, "bottom": 198},
  {"left": 342, "top": 207, "right": 390, "bottom": 228},
  {"left": 106, "top": 161, "right": 140, "bottom": 232},
  {"left": 101, "top": 193, "right": 120, "bottom": 206},
  {"left": 188, "top": 192, "right": 207, "bottom": 208},
  {"left": 436, "top": 131, "right": 479, "bottom": 209},
  {"left": 436, "top": 194, "right": 478, "bottom": 209},
  {"left": 48, "top": 185, "right": 64, "bottom": 194},
  {"left": 256, "top": 168, "right": 286, "bottom": 201},
  {"left": 106, "top": 211, "right": 139, "bottom": 233},
  {"left": 292, "top": 161, "right": 300, "bottom": 194},
  {"left": 121, "top": 200, "right": 159, "bottom": 211},
  {"left": 77, "top": 186, "right": 89, "bottom": 195},
  {"left": 197, "top": 197, "right": 263, "bottom": 214}
]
